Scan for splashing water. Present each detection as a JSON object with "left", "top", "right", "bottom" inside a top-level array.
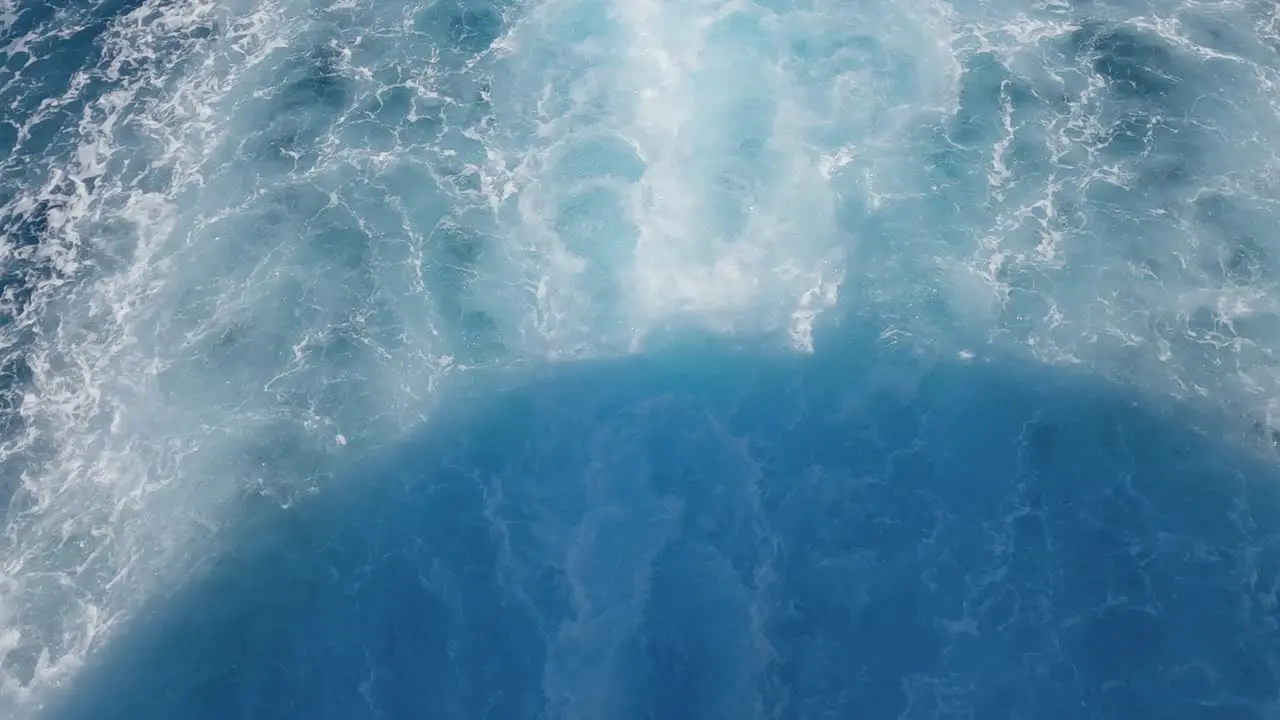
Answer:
[{"left": 3, "top": 0, "right": 1280, "bottom": 717}]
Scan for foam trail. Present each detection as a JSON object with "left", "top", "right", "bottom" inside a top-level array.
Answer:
[
  {"left": 478, "top": 0, "right": 962, "bottom": 354},
  {"left": 4, "top": 0, "right": 1280, "bottom": 716},
  {"left": 858, "top": 0, "right": 1280, "bottom": 424},
  {"left": 0, "top": 0, "right": 308, "bottom": 708},
  {"left": 477, "top": 0, "right": 964, "bottom": 714},
  {"left": 0, "top": 0, "right": 494, "bottom": 710}
]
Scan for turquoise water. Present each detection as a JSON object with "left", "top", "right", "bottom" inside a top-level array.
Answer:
[{"left": 3, "top": 0, "right": 1280, "bottom": 717}]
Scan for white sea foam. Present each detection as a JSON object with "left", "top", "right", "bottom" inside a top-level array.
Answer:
[
  {"left": 0, "top": 0, "right": 319, "bottom": 710},
  {"left": 3, "top": 0, "right": 1280, "bottom": 715}
]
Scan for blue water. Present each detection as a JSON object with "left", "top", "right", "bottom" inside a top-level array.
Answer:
[{"left": 3, "top": 0, "right": 1280, "bottom": 717}]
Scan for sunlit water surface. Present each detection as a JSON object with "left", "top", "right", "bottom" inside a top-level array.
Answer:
[{"left": 3, "top": 0, "right": 1280, "bottom": 717}]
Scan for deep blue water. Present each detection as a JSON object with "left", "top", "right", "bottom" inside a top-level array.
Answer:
[{"left": 3, "top": 0, "right": 1280, "bottom": 718}]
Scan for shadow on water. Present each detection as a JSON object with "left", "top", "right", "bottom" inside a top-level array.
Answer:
[{"left": 41, "top": 323, "right": 1280, "bottom": 720}]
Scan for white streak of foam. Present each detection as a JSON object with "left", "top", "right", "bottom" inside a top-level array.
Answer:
[
  {"left": 489, "top": 0, "right": 965, "bottom": 357},
  {"left": 0, "top": 0, "right": 306, "bottom": 711},
  {"left": 937, "top": 6, "right": 1280, "bottom": 428}
]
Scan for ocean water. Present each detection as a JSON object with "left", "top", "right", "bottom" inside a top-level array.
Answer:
[{"left": 2, "top": 0, "right": 1280, "bottom": 717}]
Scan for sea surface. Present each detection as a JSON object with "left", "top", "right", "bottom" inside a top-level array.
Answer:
[{"left": 3, "top": 0, "right": 1280, "bottom": 717}]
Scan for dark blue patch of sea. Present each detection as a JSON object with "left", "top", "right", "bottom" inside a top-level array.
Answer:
[{"left": 44, "top": 324, "right": 1280, "bottom": 719}]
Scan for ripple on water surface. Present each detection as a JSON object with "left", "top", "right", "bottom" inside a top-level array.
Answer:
[{"left": 0, "top": 0, "right": 1279, "bottom": 718}]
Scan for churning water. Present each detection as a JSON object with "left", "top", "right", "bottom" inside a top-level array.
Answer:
[{"left": 3, "top": 0, "right": 1280, "bottom": 717}]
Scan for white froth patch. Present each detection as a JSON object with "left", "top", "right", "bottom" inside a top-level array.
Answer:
[
  {"left": 0, "top": 0, "right": 442, "bottom": 712},
  {"left": 919, "top": 8, "right": 1280, "bottom": 427},
  {"left": 487, "top": 0, "right": 963, "bottom": 356},
  {"left": 0, "top": 1, "right": 15, "bottom": 34},
  {"left": 1, "top": 3, "right": 520, "bottom": 706}
]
